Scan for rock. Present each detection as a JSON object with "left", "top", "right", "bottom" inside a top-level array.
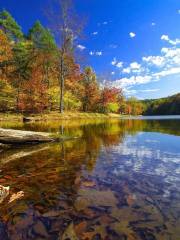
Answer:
[{"left": 74, "top": 189, "right": 118, "bottom": 211}]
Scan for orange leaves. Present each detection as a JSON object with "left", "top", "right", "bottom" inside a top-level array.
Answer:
[
  {"left": 0, "top": 29, "right": 12, "bottom": 63},
  {"left": 18, "top": 58, "right": 49, "bottom": 113},
  {"left": 101, "top": 87, "right": 121, "bottom": 106}
]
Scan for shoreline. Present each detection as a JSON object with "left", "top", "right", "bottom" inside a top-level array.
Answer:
[{"left": 0, "top": 112, "right": 121, "bottom": 122}]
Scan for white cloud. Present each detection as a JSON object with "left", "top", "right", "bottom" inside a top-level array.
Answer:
[
  {"left": 108, "top": 34, "right": 180, "bottom": 94},
  {"left": 122, "top": 67, "right": 131, "bottom": 74},
  {"left": 139, "top": 89, "right": 160, "bottom": 93},
  {"left": 112, "top": 75, "right": 153, "bottom": 88},
  {"left": 96, "top": 51, "right": 103, "bottom": 56},
  {"left": 111, "top": 58, "right": 123, "bottom": 68},
  {"left": 77, "top": 44, "right": 86, "bottom": 51},
  {"left": 151, "top": 22, "right": 156, "bottom": 26},
  {"left": 153, "top": 67, "right": 180, "bottom": 78},
  {"left": 111, "top": 58, "right": 117, "bottom": 66},
  {"left": 161, "top": 35, "right": 180, "bottom": 46},
  {"left": 124, "top": 88, "right": 160, "bottom": 96},
  {"left": 116, "top": 62, "right": 123, "bottom": 68},
  {"left": 160, "top": 47, "right": 180, "bottom": 67},
  {"left": 162, "top": 47, "right": 180, "bottom": 56},
  {"left": 161, "top": 35, "right": 169, "bottom": 41},
  {"left": 92, "top": 31, "right": 98, "bottom": 35},
  {"left": 103, "top": 21, "right": 108, "bottom": 25},
  {"left": 129, "top": 32, "right": 136, "bottom": 38},
  {"left": 122, "top": 62, "right": 142, "bottom": 74},
  {"left": 130, "top": 62, "right": 141, "bottom": 69},
  {"left": 142, "top": 56, "right": 165, "bottom": 67},
  {"left": 111, "top": 72, "right": 115, "bottom": 75},
  {"left": 178, "top": 9, "right": 180, "bottom": 14},
  {"left": 89, "top": 51, "right": 102, "bottom": 56}
]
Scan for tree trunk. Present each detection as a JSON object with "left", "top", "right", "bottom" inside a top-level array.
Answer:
[{"left": 59, "top": 56, "right": 64, "bottom": 113}]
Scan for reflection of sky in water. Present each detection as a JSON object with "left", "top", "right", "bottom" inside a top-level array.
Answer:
[{"left": 100, "top": 132, "right": 180, "bottom": 187}]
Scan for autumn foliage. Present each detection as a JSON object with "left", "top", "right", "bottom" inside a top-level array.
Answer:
[{"left": 0, "top": 10, "right": 138, "bottom": 115}]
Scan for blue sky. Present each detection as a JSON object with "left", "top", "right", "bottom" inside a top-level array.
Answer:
[{"left": 1, "top": 0, "right": 180, "bottom": 99}]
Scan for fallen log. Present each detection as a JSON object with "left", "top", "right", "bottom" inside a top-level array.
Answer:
[{"left": 0, "top": 128, "right": 56, "bottom": 144}]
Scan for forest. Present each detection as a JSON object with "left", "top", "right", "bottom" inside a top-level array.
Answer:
[
  {"left": 142, "top": 93, "right": 180, "bottom": 115},
  {"left": 0, "top": 8, "right": 132, "bottom": 115}
]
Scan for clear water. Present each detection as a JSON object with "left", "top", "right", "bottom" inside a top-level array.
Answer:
[{"left": 0, "top": 117, "right": 179, "bottom": 240}]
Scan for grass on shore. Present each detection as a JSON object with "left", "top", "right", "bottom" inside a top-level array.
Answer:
[{"left": 0, "top": 112, "right": 121, "bottom": 122}]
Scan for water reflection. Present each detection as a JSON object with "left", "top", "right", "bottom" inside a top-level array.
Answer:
[{"left": 0, "top": 118, "right": 179, "bottom": 239}]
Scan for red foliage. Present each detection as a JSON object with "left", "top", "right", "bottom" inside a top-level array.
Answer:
[
  {"left": 101, "top": 87, "right": 122, "bottom": 106},
  {"left": 18, "top": 65, "right": 48, "bottom": 113}
]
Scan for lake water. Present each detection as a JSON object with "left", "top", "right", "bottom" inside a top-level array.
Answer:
[{"left": 0, "top": 117, "right": 180, "bottom": 240}]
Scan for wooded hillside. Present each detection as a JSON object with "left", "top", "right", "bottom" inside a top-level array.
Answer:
[{"left": 142, "top": 93, "right": 180, "bottom": 115}]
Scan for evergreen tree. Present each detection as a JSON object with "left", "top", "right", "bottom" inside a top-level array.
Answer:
[
  {"left": 28, "top": 21, "right": 56, "bottom": 51},
  {"left": 0, "top": 10, "right": 23, "bottom": 41}
]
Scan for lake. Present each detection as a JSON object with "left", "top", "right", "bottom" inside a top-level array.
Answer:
[{"left": 0, "top": 116, "right": 180, "bottom": 240}]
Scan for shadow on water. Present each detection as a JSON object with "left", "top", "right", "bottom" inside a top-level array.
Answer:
[{"left": 0, "top": 118, "right": 179, "bottom": 239}]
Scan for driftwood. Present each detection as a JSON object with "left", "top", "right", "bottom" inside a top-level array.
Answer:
[{"left": 0, "top": 128, "right": 56, "bottom": 144}]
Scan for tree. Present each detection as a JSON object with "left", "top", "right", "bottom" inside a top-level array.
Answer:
[
  {"left": 81, "top": 67, "right": 100, "bottom": 112},
  {"left": 28, "top": 21, "right": 58, "bottom": 110},
  {"left": 126, "top": 97, "right": 143, "bottom": 115},
  {"left": 99, "top": 87, "right": 122, "bottom": 113},
  {"left": 0, "top": 29, "right": 12, "bottom": 70},
  {"left": 0, "top": 10, "right": 23, "bottom": 42},
  {"left": 48, "top": 0, "right": 83, "bottom": 113},
  {"left": 0, "top": 29, "right": 15, "bottom": 111},
  {"left": 11, "top": 40, "right": 33, "bottom": 111},
  {"left": 18, "top": 58, "right": 49, "bottom": 113}
]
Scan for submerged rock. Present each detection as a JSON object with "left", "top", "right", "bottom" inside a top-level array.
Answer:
[{"left": 74, "top": 189, "right": 118, "bottom": 211}]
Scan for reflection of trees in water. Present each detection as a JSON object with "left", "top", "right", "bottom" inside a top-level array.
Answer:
[{"left": 118, "top": 119, "right": 180, "bottom": 136}]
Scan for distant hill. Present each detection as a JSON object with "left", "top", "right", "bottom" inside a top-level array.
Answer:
[{"left": 142, "top": 93, "right": 180, "bottom": 115}]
